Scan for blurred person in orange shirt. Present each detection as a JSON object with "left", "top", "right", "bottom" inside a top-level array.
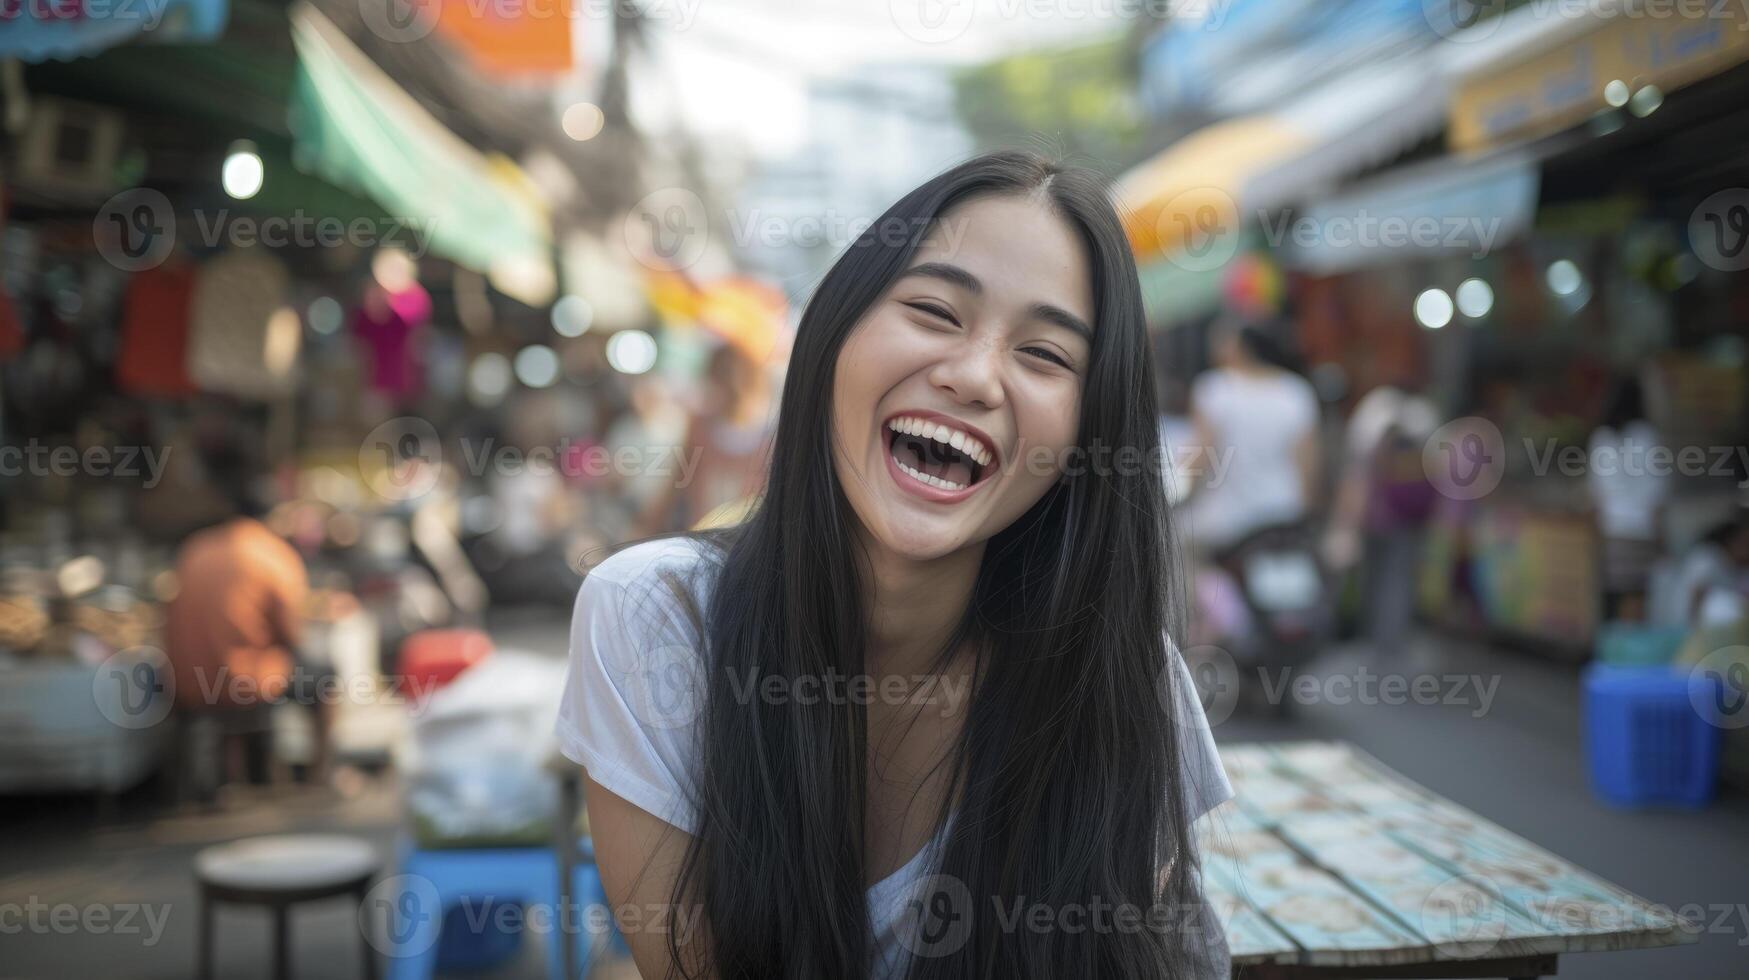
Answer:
[{"left": 165, "top": 444, "right": 331, "bottom": 787}]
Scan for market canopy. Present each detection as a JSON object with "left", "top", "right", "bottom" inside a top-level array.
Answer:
[
  {"left": 1277, "top": 147, "right": 1541, "bottom": 275},
  {"left": 1240, "top": 57, "right": 1450, "bottom": 215},
  {"left": 0, "top": 0, "right": 227, "bottom": 62},
  {"left": 287, "top": 1, "right": 553, "bottom": 304},
  {"left": 1116, "top": 114, "right": 1309, "bottom": 262},
  {"left": 1118, "top": 55, "right": 1450, "bottom": 265}
]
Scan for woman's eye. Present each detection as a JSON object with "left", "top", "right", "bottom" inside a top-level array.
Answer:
[
  {"left": 1023, "top": 346, "right": 1071, "bottom": 369},
  {"left": 902, "top": 301, "right": 958, "bottom": 325}
]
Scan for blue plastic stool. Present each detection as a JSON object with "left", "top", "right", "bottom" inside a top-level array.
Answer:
[
  {"left": 378, "top": 839, "right": 612, "bottom": 980},
  {"left": 1582, "top": 664, "right": 1723, "bottom": 808}
]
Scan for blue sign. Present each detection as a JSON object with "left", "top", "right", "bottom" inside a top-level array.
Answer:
[{"left": 0, "top": 0, "right": 227, "bottom": 62}]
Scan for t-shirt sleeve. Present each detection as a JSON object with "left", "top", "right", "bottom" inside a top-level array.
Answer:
[
  {"left": 554, "top": 546, "right": 707, "bottom": 835},
  {"left": 1165, "top": 638, "right": 1234, "bottom": 823}
]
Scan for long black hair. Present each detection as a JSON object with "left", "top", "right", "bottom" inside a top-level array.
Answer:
[{"left": 623, "top": 150, "right": 1205, "bottom": 978}]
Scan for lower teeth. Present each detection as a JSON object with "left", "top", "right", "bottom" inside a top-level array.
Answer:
[{"left": 895, "top": 454, "right": 967, "bottom": 491}]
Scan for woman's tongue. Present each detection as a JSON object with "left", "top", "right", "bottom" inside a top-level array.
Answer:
[{"left": 896, "top": 436, "right": 973, "bottom": 487}]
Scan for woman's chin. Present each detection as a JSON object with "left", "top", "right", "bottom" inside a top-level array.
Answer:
[{"left": 868, "top": 515, "right": 971, "bottom": 563}]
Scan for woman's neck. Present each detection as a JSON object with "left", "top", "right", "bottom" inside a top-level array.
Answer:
[{"left": 856, "top": 536, "right": 984, "bottom": 680}]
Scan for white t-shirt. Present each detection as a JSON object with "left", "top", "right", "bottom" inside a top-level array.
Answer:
[
  {"left": 1185, "top": 368, "right": 1320, "bottom": 550},
  {"left": 554, "top": 536, "right": 1235, "bottom": 978}
]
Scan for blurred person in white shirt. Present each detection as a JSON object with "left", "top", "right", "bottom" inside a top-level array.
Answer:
[
  {"left": 1588, "top": 376, "right": 1670, "bottom": 621},
  {"left": 1180, "top": 316, "right": 1321, "bottom": 555}
]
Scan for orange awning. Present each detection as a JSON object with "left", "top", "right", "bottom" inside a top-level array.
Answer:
[{"left": 1116, "top": 115, "right": 1310, "bottom": 261}]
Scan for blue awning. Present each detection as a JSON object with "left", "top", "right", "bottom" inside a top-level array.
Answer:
[
  {"left": 1278, "top": 149, "right": 1542, "bottom": 275},
  {"left": 1, "top": 0, "right": 227, "bottom": 62}
]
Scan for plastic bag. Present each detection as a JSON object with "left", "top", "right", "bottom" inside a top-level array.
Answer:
[{"left": 402, "top": 649, "right": 567, "bottom": 848}]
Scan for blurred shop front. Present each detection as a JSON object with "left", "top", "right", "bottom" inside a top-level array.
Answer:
[
  {"left": 1122, "top": 0, "right": 1749, "bottom": 661},
  {"left": 1314, "top": 4, "right": 1749, "bottom": 658},
  {"left": 0, "top": 0, "right": 789, "bottom": 810},
  {"left": 2, "top": 0, "right": 561, "bottom": 793}
]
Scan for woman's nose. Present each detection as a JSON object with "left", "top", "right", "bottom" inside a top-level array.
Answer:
[{"left": 926, "top": 339, "right": 1005, "bottom": 410}]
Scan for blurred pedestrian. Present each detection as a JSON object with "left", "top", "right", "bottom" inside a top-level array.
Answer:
[
  {"left": 635, "top": 339, "right": 775, "bottom": 533},
  {"left": 1588, "top": 375, "right": 1669, "bottom": 621},
  {"left": 164, "top": 445, "right": 331, "bottom": 795},
  {"left": 1669, "top": 514, "right": 1749, "bottom": 629},
  {"left": 1325, "top": 384, "right": 1442, "bottom": 655},
  {"left": 1181, "top": 316, "right": 1320, "bottom": 554}
]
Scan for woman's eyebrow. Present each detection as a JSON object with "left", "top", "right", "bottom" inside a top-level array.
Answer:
[
  {"left": 899, "top": 261, "right": 1093, "bottom": 343},
  {"left": 899, "top": 261, "right": 982, "bottom": 294},
  {"left": 1030, "top": 303, "right": 1093, "bottom": 345}
]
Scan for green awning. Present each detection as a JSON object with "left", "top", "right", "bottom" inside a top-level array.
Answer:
[
  {"left": 1137, "top": 255, "right": 1223, "bottom": 330},
  {"left": 287, "top": 2, "right": 551, "bottom": 287}
]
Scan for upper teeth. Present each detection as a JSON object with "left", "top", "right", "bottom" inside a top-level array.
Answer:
[{"left": 887, "top": 416, "right": 993, "bottom": 467}]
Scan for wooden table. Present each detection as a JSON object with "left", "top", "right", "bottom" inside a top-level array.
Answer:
[{"left": 1203, "top": 742, "right": 1696, "bottom": 979}]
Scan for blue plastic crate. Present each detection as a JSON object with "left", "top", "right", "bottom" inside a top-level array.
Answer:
[
  {"left": 1594, "top": 622, "right": 1688, "bottom": 667},
  {"left": 1583, "top": 664, "right": 1723, "bottom": 808},
  {"left": 435, "top": 900, "right": 523, "bottom": 972}
]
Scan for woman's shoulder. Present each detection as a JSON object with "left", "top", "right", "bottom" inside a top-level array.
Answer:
[
  {"left": 559, "top": 536, "right": 718, "bottom": 831},
  {"left": 574, "top": 535, "right": 725, "bottom": 637},
  {"left": 583, "top": 535, "right": 717, "bottom": 590}
]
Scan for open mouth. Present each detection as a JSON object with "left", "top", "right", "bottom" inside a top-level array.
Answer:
[{"left": 885, "top": 415, "right": 995, "bottom": 494}]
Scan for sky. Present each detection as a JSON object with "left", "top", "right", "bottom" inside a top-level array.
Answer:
[{"left": 629, "top": 0, "right": 1156, "bottom": 157}]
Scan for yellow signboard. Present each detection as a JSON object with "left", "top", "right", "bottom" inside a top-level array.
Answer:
[{"left": 1451, "top": 6, "right": 1749, "bottom": 152}]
